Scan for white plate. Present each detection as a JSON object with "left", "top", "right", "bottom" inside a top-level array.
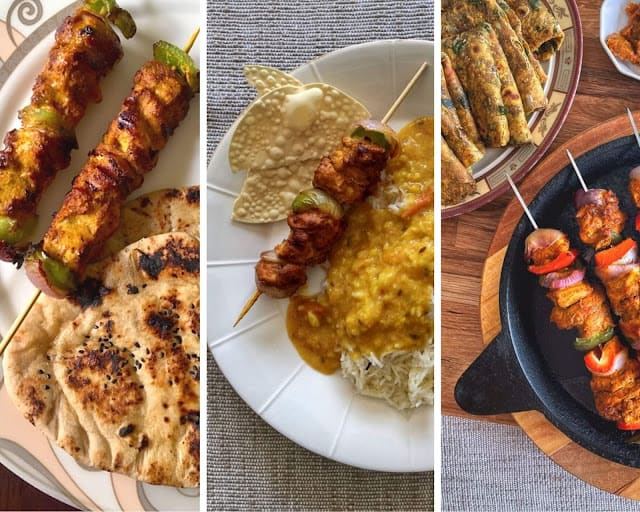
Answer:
[
  {"left": 601, "top": 0, "right": 640, "bottom": 80},
  {"left": 0, "top": 1, "right": 200, "bottom": 509},
  {"left": 207, "top": 39, "right": 434, "bottom": 472}
]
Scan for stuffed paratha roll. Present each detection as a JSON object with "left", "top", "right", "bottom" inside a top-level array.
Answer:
[
  {"left": 480, "top": 23, "right": 531, "bottom": 146},
  {"left": 497, "top": 0, "right": 548, "bottom": 85},
  {"left": 504, "top": 0, "right": 564, "bottom": 60},
  {"left": 444, "top": 31, "right": 510, "bottom": 148},
  {"left": 441, "top": 52, "right": 484, "bottom": 152},
  {"left": 442, "top": 136, "right": 476, "bottom": 205},
  {"left": 441, "top": 63, "right": 484, "bottom": 167},
  {"left": 443, "top": 0, "right": 547, "bottom": 114}
]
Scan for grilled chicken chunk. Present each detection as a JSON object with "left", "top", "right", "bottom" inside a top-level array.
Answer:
[{"left": 42, "top": 61, "right": 193, "bottom": 273}]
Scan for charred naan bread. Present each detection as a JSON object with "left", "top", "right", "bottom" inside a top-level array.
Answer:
[
  {"left": 2, "top": 187, "right": 200, "bottom": 487},
  {"left": 3, "top": 232, "right": 200, "bottom": 487}
]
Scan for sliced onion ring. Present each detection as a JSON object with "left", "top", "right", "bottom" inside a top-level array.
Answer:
[
  {"left": 260, "top": 250, "right": 282, "bottom": 264},
  {"left": 596, "top": 262, "right": 640, "bottom": 280},
  {"left": 524, "top": 228, "right": 566, "bottom": 261},
  {"left": 630, "top": 165, "right": 640, "bottom": 181},
  {"left": 575, "top": 189, "right": 607, "bottom": 209},
  {"left": 539, "top": 267, "right": 585, "bottom": 289}
]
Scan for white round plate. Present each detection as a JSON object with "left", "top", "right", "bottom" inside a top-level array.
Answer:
[
  {"left": 0, "top": 1, "right": 200, "bottom": 509},
  {"left": 601, "top": 0, "right": 640, "bottom": 80},
  {"left": 208, "top": 39, "right": 434, "bottom": 472}
]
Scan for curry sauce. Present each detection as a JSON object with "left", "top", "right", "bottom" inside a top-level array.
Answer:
[{"left": 286, "top": 117, "right": 434, "bottom": 374}]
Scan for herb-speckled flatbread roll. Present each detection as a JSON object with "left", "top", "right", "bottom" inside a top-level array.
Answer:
[
  {"left": 441, "top": 52, "right": 484, "bottom": 152},
  {"left": 444, "top": 31, "right": 510, "bottom": 148},
  {"left": 480, "top": 23, "right": 532, "bottom": 146},
  {"left": 441, "top": 62, "right": 484, "bottom": 167},
  {"left": 442, "top": 136, "right": 476, "bottom": 205},
  {"left": 443, "top": 0, "right": 547, "bottom": 115},
  {"left": 504, "top": 0, "right": 564, "bottom": 60},
  {"left": 3, "top": 232, "right": 200, "bottom": 488},
  {"left": 497, "top": 0, "right": 548, "bottom": 85}
]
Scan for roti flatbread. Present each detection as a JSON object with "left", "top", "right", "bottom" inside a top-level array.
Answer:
[{"left": 3, "top": 232, "right": 200, "bottom": 487}]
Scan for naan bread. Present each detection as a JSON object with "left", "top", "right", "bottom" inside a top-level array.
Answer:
[
  {"left": 103, "top": 186, "right": 200, "bottom": 256},
  {"left": 3, "top": 232, "right": 200, "bottom": 487},
  {"left": 2, "top": 187, "right": 200, "bottom": 487}
]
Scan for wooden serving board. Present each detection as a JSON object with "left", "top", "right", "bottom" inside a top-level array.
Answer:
[{"left": 480, "top": 112, "right": 640, "bottom": 498}]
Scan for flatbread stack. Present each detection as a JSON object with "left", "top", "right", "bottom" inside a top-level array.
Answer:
[
  {"left": 2, "top": 187, "right": 200, "bottom": 488},
  {"left": 440, "top": 0, "right": 564, "bottom": 206}
]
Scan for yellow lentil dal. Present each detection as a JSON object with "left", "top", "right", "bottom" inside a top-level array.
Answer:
[{"left": 286, "top": 117, "right": 434, "bottom": 375}]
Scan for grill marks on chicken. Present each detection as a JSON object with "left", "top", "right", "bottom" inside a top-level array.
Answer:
[
  {"left": 312, "top": 137, "right": 388, "bottom": 204},
  {"left": 0, "top": 7, "right": 123, "bottom": 260},
  {"left": 42, "top": 61, "right": 193, "bottom": 274},
  {"left": 255, "top": 134, "right": 391, "bottom": 298}
]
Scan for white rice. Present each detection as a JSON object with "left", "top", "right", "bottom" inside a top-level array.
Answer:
[{"left": 340, "top": 341, "right": 434, "bottom": 410}]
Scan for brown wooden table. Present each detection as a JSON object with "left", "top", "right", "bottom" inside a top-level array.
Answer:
[
  {"left": 0, "top": 464, "right": 74, "bottom": 511},
  {"left": 443, "top": 0, "right": 640, "bottom": 423}
]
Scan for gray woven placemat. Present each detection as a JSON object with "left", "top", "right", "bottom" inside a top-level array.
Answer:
[
  {"left": 442, "top": 416, "right": 640, "bottom": 511},
  {"left": 207, "top": 1, "right": 433, "bottom": 510}
]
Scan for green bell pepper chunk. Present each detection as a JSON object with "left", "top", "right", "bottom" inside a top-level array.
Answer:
[
  {"left": 291, "top": 189, "right": 343, "bottom": 219},
  {"left": 83, "top": 0, "right": 136, "bottom": 39},
  {"left": 19, "top": 106, "right": 74, "bottom": 138},
  {"left": 0, "top": 215, "right": 36, "bottom": 245},
  {"left": 350, "top": 126, "right": 391, "bottom": 152},
  {"left": 31, "top": 250, "right": 76, "bottom": 294},
  {"left": 573, "top": 327, "right": 615, "bottom": 352},
  {"left": 153, "top": 41, "right": 200, "bottom": 94}
]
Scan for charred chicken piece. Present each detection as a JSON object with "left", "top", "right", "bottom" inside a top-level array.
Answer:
[
  {"left": 256, "top": 251, "right": 307, "bottom": 298},
  {"left": 0, "top": 2, "right": 130, "bottom": 262},
  {"left": 575, "top": 189, "right": 626, "bottom": 250},
  {"left": 312, "top": 136, "right": 388, "bottom": 204},
  {"left": 275, "top": 209, "right": 346, "bottom": 266}
]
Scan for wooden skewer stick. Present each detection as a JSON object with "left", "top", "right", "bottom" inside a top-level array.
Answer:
[
  {"left": 628, "top": 107, "right": 640, "bottom": 150},
  {"left": 0, "top": 31, "right": 201, "bottom": 358},
  {"left": 183, "top": 27, "right": 200, "bottom": 54},
  {"left": 233, "top": 61, "right": 430, "bottom": 328},
  {"left": 506, "top": 175, "right": 538, "bottom": 230},
  {"left": 566, "top": 149, "right": 589, "bottom": 193},
  {"left": 0, "top": 289, "right": 41, "bottom": 357}
]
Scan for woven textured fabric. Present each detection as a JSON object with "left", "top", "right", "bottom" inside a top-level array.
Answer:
[
  {"left": 207, "top": 1, "right": 434, "bottom": 510},
  {"left": 442, "top": 416, "right": 640, "bottom": 511}
]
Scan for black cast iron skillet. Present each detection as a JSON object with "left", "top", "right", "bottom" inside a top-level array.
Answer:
[{"left": 455, "top": 135, "right": 640, "bottom": 467}]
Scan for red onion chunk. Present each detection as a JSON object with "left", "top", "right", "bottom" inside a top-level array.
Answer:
[
  {"left": 630, "top": 165, "right": 640, "bottom": 181},
  {"left": 539, "top": 267, "right": 585, "bottom": 289},
  {"left": 575, "top": 189, "right": 607, "bottom": 209},
  {"left": 524, "top": 229, "right": 566, "bottom": 261},
  {"left": 260, "top": 250, "right": 282, "bottom": 263},
  {"left": 596, "top": 263, "right": 640, "bottom": 280}
]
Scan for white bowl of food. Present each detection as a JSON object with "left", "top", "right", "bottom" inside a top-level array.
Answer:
[{"left": 601, "top": 0, "right": 640, "bottom": 80}]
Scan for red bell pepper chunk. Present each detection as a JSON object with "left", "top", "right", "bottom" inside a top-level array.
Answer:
[
  {"left": 594, "top": 238, "right": 637, "bottom": 268},
  {"left": 636, "top": 212, "right": 640, "bottom": 232},
  {"left": 617, "top": 420, "right": 640, "bottom": 431},
  {"left": 528, "top": 249, "right": 578, "bottom": 275},
  {"left": 584, "top": 337, "right": 625, "bottom": 375}
]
